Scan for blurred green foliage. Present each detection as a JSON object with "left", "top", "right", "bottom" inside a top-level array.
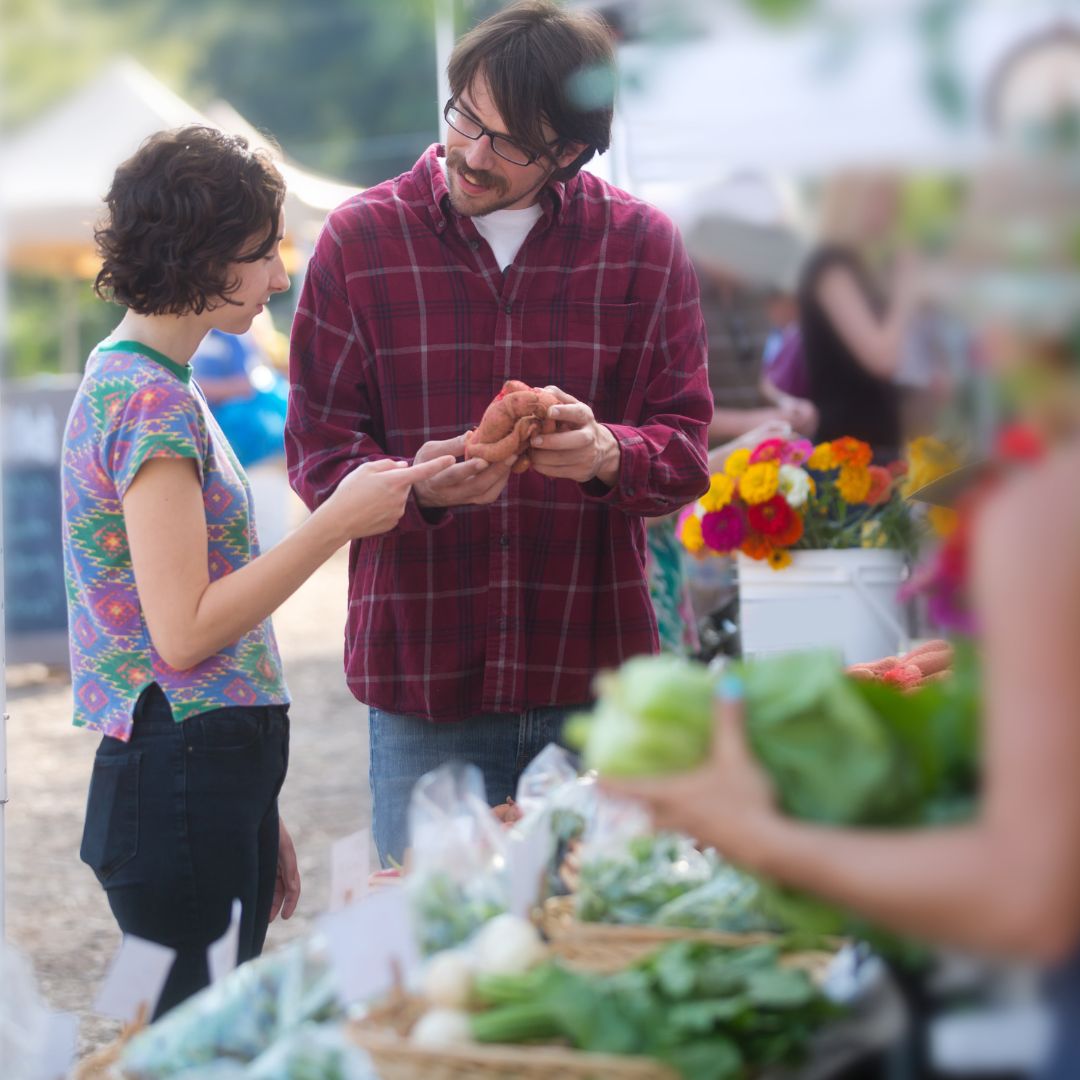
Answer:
[
  {"left": 1, "top": 0, "right": 460, "bottom": 185},
  {"left": 1, "top": 0, "right": 505, "bottom": 375}
]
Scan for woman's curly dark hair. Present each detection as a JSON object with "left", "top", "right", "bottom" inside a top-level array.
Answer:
[{"left": 94, "top": 125, "right": 286, "bottom": 315}]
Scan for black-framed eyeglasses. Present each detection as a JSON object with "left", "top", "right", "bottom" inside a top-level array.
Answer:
[{"left": 443, "top": 98, "right": 559, "bottom": 168}]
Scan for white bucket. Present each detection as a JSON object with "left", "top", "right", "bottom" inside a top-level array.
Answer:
[{"left": 737, "top": 548, "right": 909, "bottom": 665}]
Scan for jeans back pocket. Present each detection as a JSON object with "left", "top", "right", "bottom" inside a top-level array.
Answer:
[{"left": 80, "top": 753, "right": 141, "bottom": 882}]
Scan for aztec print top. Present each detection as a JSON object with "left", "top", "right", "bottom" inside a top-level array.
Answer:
[{"left": 61, "top": 339, "right": 289, "bottom": 740}]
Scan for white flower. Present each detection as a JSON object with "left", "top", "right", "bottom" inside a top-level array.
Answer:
[{"left": 778, "top": 464, "right": 812, "bottom": 508}]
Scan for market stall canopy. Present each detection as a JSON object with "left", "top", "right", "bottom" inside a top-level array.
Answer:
[
  {"left": 1, "top": 58, "right": 357, "bottom": 277},
  {"left": 607, "top": 1, "right": 1076, "bottom": 203}
]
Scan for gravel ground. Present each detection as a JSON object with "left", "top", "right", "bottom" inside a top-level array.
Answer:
[{"left": 3, "top": 544, "right": 369, "bottom": 1060}]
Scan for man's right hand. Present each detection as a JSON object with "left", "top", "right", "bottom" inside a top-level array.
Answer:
[{"left": 413, "top": 434, "right": 516, "bottom": 508}]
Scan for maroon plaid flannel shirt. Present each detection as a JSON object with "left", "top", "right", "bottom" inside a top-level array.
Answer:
[{"left": 286, "top": 146, "right": 711, "bottom": 721}]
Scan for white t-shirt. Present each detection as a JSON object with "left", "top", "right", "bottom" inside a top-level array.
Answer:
[
  {"left": 440, "top": 158, "right": 542, "bottom": 270},
  {"left": 471, "top": 204, "right": 543, "bottom": 271}
]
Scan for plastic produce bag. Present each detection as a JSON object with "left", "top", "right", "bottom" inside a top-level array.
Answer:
[
  {"left": 576, "top": 831, "right": 719, "bottom": 924},
  {"left": 121, "top": 939, "right": 341, "bottom": 1077},
  {"left": 512, "top": 743, "right": 579, "bottom": 817},
  {"left": 406, "top": 762, "right": 509, "bottom": 956},
  {"left": 0, "top": 943, "right": 50, "bottom": 1080},
  {"left": 505, "top": 745, "right": 598, "bottom": 902},
  {"left": 244, "top": 1022, "right": 377, "bottom": 1080}
]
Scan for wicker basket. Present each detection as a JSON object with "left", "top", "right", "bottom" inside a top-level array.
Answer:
[
  {"left": 539, "top": 896, "right": 836, "bottom": 978},
  {"left": 349, "top": 992, "right": 678, "bottom": 1080}
]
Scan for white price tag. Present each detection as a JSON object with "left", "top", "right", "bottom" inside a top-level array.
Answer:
[
  {"left": 329, "top": 830, "right": 371, "bottom": 912},
  {"left": 38, "top": 1010, "right": 79, "bottom": 1079},
  {"left": 507, "top": 809, "right": 555, "bottom": 918},
  {"left": 207, "top": 898, "right": 243, "bottom": 984},
  {"left": 317, "top": 886, "right": 420, "bottom": 1004},
  {"left": 93, "top": 934, "right": 175, "bottom": 1023}
]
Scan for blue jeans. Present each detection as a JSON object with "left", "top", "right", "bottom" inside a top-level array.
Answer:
[
  {"left": 368, "top": 705, "right": 582, "bottom": 867},
  {"left": 80, "top": 684, "right": 289, "bottom": 1017}
]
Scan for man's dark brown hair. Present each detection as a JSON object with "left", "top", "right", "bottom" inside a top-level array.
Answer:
[
  {"left": 448, "top": 0, "right": 616, "bottom": 182},
  {"left": 94, "top": 125, "right": 286, "bottom": 316}
]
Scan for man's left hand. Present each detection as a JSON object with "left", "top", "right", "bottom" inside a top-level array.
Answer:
[
  {"left": 529, "top": 386, "right": 620, "bottom": 486},
  {"left": 270, "top": 818, "right": 301, "bottom": 922}
]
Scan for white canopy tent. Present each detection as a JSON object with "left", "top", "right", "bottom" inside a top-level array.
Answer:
[
  {"left": 597, "top": 0, "right": 1079, "bottom": 210},
  {"left": 1, "top": 57, "right": 356, "bottom": 279}
]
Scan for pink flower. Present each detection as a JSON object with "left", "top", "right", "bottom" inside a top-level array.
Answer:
[
  {"left": 749, "top": 438, "right": 787, "bottom": 465},
  {"left": 701, "top": 506, "right": 745, "bottom": 552},
  {"left": 784, "top": 439, "right": 814, "bottom": 466}
]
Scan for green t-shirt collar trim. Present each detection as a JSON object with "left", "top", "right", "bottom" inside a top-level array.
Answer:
[{"left": 99, "top": 340, "right": 192, "bottom": 384}]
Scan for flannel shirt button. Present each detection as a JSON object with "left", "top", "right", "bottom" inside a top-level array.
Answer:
[
  {"left": 503, "top": 303, "right": 512, "bottom": 314},
  {"left": 469, "top": 240, "right": 480, "bottom": 251},
  {"left": 499, "top": 534, "right": 509, "bottom": 548},
  {"left": 625, "top": 486, "right": 636, "bottom": 497}
]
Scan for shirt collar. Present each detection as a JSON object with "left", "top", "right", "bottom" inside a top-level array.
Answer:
[{"left": 423, "top": 144, "right": 567, "bottom": 235}]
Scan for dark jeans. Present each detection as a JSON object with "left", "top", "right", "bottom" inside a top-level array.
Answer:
[
  {"left": 80, "top": 684, "right": 289, "bottom": 1017},
  {"left": 368, "top": 704, "right": 581, "bottom": 867}
]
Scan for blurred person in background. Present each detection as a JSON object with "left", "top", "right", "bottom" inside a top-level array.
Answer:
[
  {"left": 799, "top": 171, "right": 919, "bottom": 461},
  {"left": 608, "top": 152, "right": 1080, "bottom": 1078},
  {"left": 697, "top": 259, "right": 818, "bottom": 445},
  {"left": 63, "top": 126, "right": 452, "bottom": 1014},
  {"left": 286, "top": 0, "right": 712, "bottom": 866}
]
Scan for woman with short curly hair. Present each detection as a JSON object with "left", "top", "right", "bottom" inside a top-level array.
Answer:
[{"left": 63, "top": 125, "right": 451, "bottom": 1015}]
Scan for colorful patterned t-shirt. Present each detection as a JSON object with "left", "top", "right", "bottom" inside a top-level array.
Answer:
[{"left": 61, "top": 340, "right": 289, "bottom": 740}]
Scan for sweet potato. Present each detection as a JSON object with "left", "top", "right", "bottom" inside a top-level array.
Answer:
[{"left": 464, "top": 379, "right": 560, "bottom": 473}]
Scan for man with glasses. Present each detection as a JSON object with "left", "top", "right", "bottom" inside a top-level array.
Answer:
[{"left": 287, "top": 0, "right": 712, "bottom": 865}]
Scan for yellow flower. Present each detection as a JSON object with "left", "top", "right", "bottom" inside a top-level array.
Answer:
[
  {"left": 927, "top": 505, "right": 959, "bottom": 538},
  {"left": 738, "top": 462, "right": 780, "bottom": 505},
  {"left": 861, "top": 520, "right": 888, "bottom": 548},
  {"left": 836, "top": 464, "right": 872, "bottom": 504},
  {"left": 807, "top": 442, "right": 836, "bottom": 471},
  {"left": 699, "top": 473, "right": 736, "bottom": 513},
  {"left": 723, "top": 447, "right": 752, "bottom": 479},
  {"left": 902, "top": 436, "right": 960, "bottom": 498},
  {"left": 767, "top": 548, "right": 792, "bottom": 571},
  {"left": 679, "top": 513, "right": 706, "bottom": 554}
]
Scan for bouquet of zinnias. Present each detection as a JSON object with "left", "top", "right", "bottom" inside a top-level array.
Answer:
[{"left": 678, "top": 435, "right": 917, "bottom": 569}]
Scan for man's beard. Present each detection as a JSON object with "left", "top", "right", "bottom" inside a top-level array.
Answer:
[{"left": 445, "top": 148, "right": 547, "bottom": 217}]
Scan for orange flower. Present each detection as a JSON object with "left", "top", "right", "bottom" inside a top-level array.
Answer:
[
  {"left": 767, "top": 548, "right": 793, "bottom": 571},
  {"left": 865, "top": 465, "right": 893, "bottom": 506},
  {"left": 740, "top": 533, "right": 774, "bottom": 560},
  {"left": 831, "top": 436, "right": 873, "bottom": 469},
  {"left": 773, "top": 511, "right": 804, "bottom": 547},
  {"left": 837, "top": 464, "right": 872, "bottom": 504}
]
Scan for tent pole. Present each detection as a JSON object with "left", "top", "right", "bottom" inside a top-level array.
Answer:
[
  {"left": 1, "top": 255, "right": 8, "bottom": 940},
  {"left": 434, "top": 0, "right": 453, "bottom": 133}
]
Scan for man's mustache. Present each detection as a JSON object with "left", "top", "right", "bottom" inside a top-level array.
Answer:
[{"left": 447, "top": 150, "right": 508, "bottom": 195}]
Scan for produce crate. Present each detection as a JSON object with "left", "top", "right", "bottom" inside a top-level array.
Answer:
[
  {"left": 349, "top": 992, "right": 678, "bottom": 1080},
  {"left": 539, "top": 896, "right": 837, "bottom": 978}
]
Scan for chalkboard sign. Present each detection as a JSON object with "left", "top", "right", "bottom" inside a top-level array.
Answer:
[
  {"left": 2, "top": 377, "right": 79, "bottom": 665},
  {"left": 3, "top": 464, "right": 67, "bottom": 634}
]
